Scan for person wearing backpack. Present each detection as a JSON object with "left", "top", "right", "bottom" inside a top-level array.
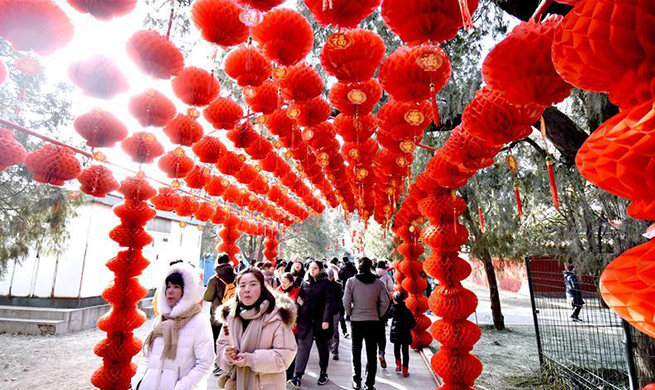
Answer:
[
  {"left": 204, "top": 253, "right": 236, "bottom": 375},
  {"left": 389, "top": 291, "right": 416, "bottom": 378}
]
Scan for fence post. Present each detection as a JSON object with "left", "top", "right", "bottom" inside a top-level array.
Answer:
[
  {"left": 622, "top": 320, "right": 640, "bottom": 390},
  {"left": 525, "top": 257, "right": 544, "bottom": 367}
]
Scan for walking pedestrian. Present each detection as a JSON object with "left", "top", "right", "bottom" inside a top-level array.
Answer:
[
  {"left": 389, "top": 291, "right": 416, "bottom": 378},
  {"left": 290, "top": 260, "right": 305, "bottom": 287},
  {"left": 262, "top": 261, "right": 276, "bottom": 288},
  {"left": 375, "top": 260, "right": 393, "bottom": 367},
  {"left": 563, "top": 263, "right": 585, "bottom": 321},
  {"left": 338, "top": 256, "right": 357, "bottom": 283},
  {"left": 343, "top": 257, "right": 390, "bottom": 390},
  {"left": 327, "top": 268, "right": 344, "bottom": 361},
  {"left": 132, "top": 262, "right": 214, "bottom": 390},
  {"left": 288, "top": 260, "right": 335, "bottom": 388},
  {"left": 278, "top": 273, "right": 301, "bottom": 381},
  {"left": 215, "top": 268, "right": 297, "bottom": 390}
]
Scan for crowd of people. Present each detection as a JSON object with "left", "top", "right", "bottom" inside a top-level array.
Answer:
[{"left": 130, "top": 254, "right": 418, "bottom": 390}]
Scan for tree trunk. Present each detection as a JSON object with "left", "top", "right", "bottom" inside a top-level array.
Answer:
[
  {"left": 632, "top": 327, "right": 655, "bottom": 388},
  {"left": 492, "top": 0, "right": 572, "bottom": 21}
]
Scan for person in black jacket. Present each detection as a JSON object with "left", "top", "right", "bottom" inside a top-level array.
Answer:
[
  {"left": 288, "top": 260, "right": 335, "bottom": 388},
  {"left": 389, "top": 291, "right": 416, "bottom": 378},
  {"left": 339, "top": 256, "right": 357, "bottom": 283},
  {"left": 327, "top": 269, "right": 345, "bottom": 360},
  {"left": 563, "top": 263, "right": 585, "bottom": 321}
]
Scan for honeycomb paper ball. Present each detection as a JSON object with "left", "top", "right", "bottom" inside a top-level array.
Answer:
[
  {"left": 151, "top": 187, "right": 181, "bottom": 211},
  {"left": 302, "top": 0, "right": 381, "bottom": 29},
  {"left": 77, "top": 165, "right": 120, "bottom": 197},
  {"left": 121, "top": 132, "right": 164, "bottom": 163},
  {"left": 68, "top": 55, "right": 129, "bottom": 99},
  {"left": 203, "top": 97, "right": 243, "bottom": 130},
  {"left": 118, "top": 176, "right": 156, "bottom": 201},
  {"left": 163, "top": 113, "right": 204, "bottom": 146},
  {"left": 0, "top": 128, "right": 27, "bottom": 171},
  {"left": 128, "top": 89, "right": 177, "bottom": 128},
  {"left": 329, "top": 79, "right": 382, "bottom": 116},
  {"left": 126, "top": 30, "right": 184, "bottom": 79},
  {"left": 276, "top": 64, "right": 323, "bottom": 102},
  {"left": 68, "top": 0, "right": 137, "bottom": 21},
  {"left": 25, "top": 144, "right": 81, "bottom": 186},
  {"left": 191, "top": 0, "right": 248, "bottom": 47},
  {"left": 74, "top": 109, "right": 128, "bottom": 148},
  {"left": 224, "top": 46, "right": 272, "bottom": 88},
  {"left": 243, "top": 81, "right": 279, "bottom": 114},
  {"left": 251, "top": 8, "right": 313, "bottom": 66},
  {"left": 171, "top": 67, "right": 220, "bottom": 107},
  {"left": 320, "top": 29, "right": 386, "bottom": 82}
]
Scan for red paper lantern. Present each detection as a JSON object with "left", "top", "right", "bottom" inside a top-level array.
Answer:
[
  {"left": 379, "top": 45, "right": 451, "bottom": 102},
  {"left": 171, "top": 67, "right": 220, "bottom": 107},
  {"left": 329, "top": 79, "right": 382, "bottom": 116},
  {"left": 252, "top": 9, "right": 313, "bottom": 66},
  {"left": 264, "top": 109, "right": 295, "bottom": 137},
  {"left": 192, "top": 135, "right": 227, "bottom": 163},
  {"left": 431, "top": 348, "right": 482, "bottom": 386},
  {"left": 224, "top": 46, "right": 272, "bottom": 88},
  {"left": 106, "top": 249, "right": 149, "bottom": 278},
  {"left": 203, "top": 97, "right": 243, "bottom": 130},
  {"left": 217, "top": 151, "right": 244, "bottom": 176},
  {"left": 205, "top": 175, "right": 229, "bottom": 197},
  {"left": 482, "top": 15, "right": 572, "bottom": 107},
  {"left": 431, "top": 319, "right": 481, "bottom": 351},
  {"left": 25, "top": 144, "right": 81, "bottom": 186},
  {"left": 191, "top": 0, "right": 248, "bottom": 47},
  {"left": 236, "top": 0, "right": 284, "bottom": 12},
  {"left": 0, "top": 128, "right": 27, "bottom": 171},
  {"left": 97, "top": 307, "right": 146, "bottom": 332},
  {"left": 109, "top": 225, "right": 153, "bottom": 247},
  {"left": 67, "top": 0, "right": 137, "bottom": 20},
  {"left": 334, "top": 113, "right": 378, "bottom": 142},
  {"left": 128, "top": 89, "right": 176, "bottom": 128},
  {"left": 94, "top": 332, "right": 142, "bottom": 362},
  {"left": 194, "top": 202, "right": 215, "bottom": 222},
  {"left": 151, "top": 187, "right": 181, "bottom": 212},
  {"left": 227, "top": 122, "right": 259, "bottom": 148},
  {"left": 163, "top": 113, "right": 204, "bottom": 147},
  {"left": 0, "top": 0, "right": 74, "bottom": 55},
  {"left": 175, "top": 195, "right": 200, "bottom": 217},
  {"left": 184, "top": 165, "right": 210, "bottom": 189},
  {"left": 78, "top": 165, "right": 120, "bottom": 197},
  {"left": 90, "top": 361, "right": 137, "bottom": 390},
  {"left": 158, "top": 147, "right": 194, "bottom": 178},
  {"left": 118, "top": 176, "right": 156, "bottom": 201},
  {"left": 276, "top": 64, "right": 323, "bottom": 102},
  {"left": 121, "top": 132, "right": 165, "bottom": 164},
  {"left": 381, "top": 0, "right": 479, "bottom": 45},
  {"left": 243, "top": 81, "right": 279, "bottom": 114},
  {"left": 292, "top": 97, "right": 331, "bottom": 128},
  {"left": 68, "top": 56, "right": 129, "bottom": 99},
  {"left": 321, "top": 29, "right": 386, "bottom": 82},
  {"left": 211, "top": 206, "right": 227, "bottom": 224},
  {"left": 113, "top": 200, "right": 157, "bottom": 227},
  {"left": 302, "top": 0, "right": 380, "bottom": 29},
  {"left": 126, "top": 30, "right": 184, "bottom": 79},
  {"left": 378, "top": 99, "right": 433, "bottom": 141},
  {"left": 74, "top": 109, "right": 128, "bottom": 148}
]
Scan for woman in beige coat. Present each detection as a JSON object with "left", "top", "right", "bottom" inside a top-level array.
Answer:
[{"left": 216, "top": 267, "right": 297, "bottom": 390}]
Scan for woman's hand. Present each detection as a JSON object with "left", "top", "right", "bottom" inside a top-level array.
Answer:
[
  {"left": 224, "top": 346, "right": 238, "bottom": 364},
  {"left": 322, "top": 321, "right": 329, "bottom": 330},
  {"left": 232, "top": 353, "right": 247, "bottom": 367}
]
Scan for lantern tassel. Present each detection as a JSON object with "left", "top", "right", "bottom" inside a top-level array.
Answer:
[
  {"left": 478, "top": 205, "right": 485, "bottom": 232},
  {"left": 430, "top": 83, "right": 440, "bottom": 126},
  {"left": 458, "top": 0, "right": 474, "bottom": 30},
  {"left": 546, "top": 158, "right": 560, "bottom": 210},
  {"left": 166, "top": 0, "right": 175, "bottom": 40},
  {"left": 513, "top": 183, "right": 523, "bottom": 219}
]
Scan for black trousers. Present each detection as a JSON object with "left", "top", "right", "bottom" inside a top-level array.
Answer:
[
  {"left": 295, "top": 325, "right": 330, "bottom": 377},
  {"left": 211, "top": 323, "right": 222, "bottom": 352},
  {"left": 377, "top": 319, "right": 387, "bottom": 355},
  {"left": 394, "top": 342, "right": 410, "bottom": 367},
  {"left": 287, "top": 334, "right": 299, "bottom": 380},
  {"left": 571, "top": 304, "right": 582, "bottom": 319},
  {"left": 351, "top": 321, "right": 379, "bottom": 387}
]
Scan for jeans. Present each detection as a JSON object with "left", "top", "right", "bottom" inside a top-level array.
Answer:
[
  {"left": 351, "top": 321, "right": 379, "bottom": 387},
  {"left": 295, "top": 324, "right": 330, "bottom": 377},
  {"left": 330, "top": 313, "right": 340, "bottom": 355},
  {"left": 394, "top": 342, "right": 409, "bottom": 367}
]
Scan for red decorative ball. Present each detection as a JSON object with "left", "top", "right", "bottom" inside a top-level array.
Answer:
[
  {"left": 378, "top": 99, "right": 433, "bottom": 141},
  {"left": 175, "top": 195, "right": 200, "bottom": 217},
  {"left": 205, "top": 175, "right": 229, "bottom": 197},
  {"left": 158, "top": 148, "right": 195, "bottom": 178},
  {"left": 217, "top": 151, "right": 245, "bottom": 176},
  {"left": 106, "top": 249, "right": 150, "bottom": 278},
  {"left": 192, "top": 135, "right": 226, "bottom": 163},
  {"left": 68, "top": 0, "right": 137, "bottom": 20},
  {"left": 194, "top": 202, "right": 215, "bottom": 222},
  {"left": 126, "top": 30, "right": 184, "bottom": 79},
  {"left": 424, "top": 252, "right": 471, "bottom": 285},
  {"left": 101, "top": 277, "right": 148, "bottom": 308},
  {"left": 302, "top": 0, "right": 380, "bottom": 29},
  {"left": 277, "top": 64, "right": 323, "bottom": 102},
  {"left": 431, "top": 348, "right": 482, "bottom": 386},
  {"left": 243, "top": 81, "right": 279, "bottom": 114},
  {"left": 97, "top": 307, "right": 146, "bottom": 332},
  {"left": 334, "top": 113, "right": 378, "bottom": 142},
  {"left": 0, "top": 0, "right": 74, "bottom": 55},
  {"left": 90, "top": 361, "right": 137, "bottom": 390},
  {"left": 431, "top": 319, "right": 481, "bottom": 351},
  {"left": 321, "top": 29, "right": 386, "bottom": 82},
  {"left": 163, "top": 113, "right": 204, "bottom": 146},
  {"left": 68, "top": 56, "right": 129, "bottom": 99},
  {"left": 293, "top": 97, "right": 331, "bottom": 127},
  {"left": 109, "top": 225, "right": 153, "bottom": 247},
  {"left": 381, "top": 0, "right": 480, "bottom": 45},
  {"left": 224, "top": 46, "right": 272, "bottom": 87},
  {"left": 78, "top": 165, "right": 119, "bottom": 197},
  {"left": 25, "top": 144, "right": 81, "bottom": 186},
  {"left": 211, "top": 206, "right": 227, "bottom": 224},
  {"left": 203, "top": 97, "right": 243, "bottom": 130},
  {"left": 171, "top": 67, "right": 220, "bottom": 107},
  {"left": 151, "top": 187, "right": 180, "bottom": 212},
  {"left": 74, "top": 109, "right": 128, "bottom": 148},
  {"left": 191, "top": 0, "right": 248, "bottom": 47},
  {"left": 379, "top": 45, "right": 451, "bottom": 102},
  {"left": 128, "top": 89, "right": 176, "bottom": 128},
  {"left": 430, "top": 284, "right": 478, "bottom": 320},
  {"left": 482, "top": 15, "right": 572, "bottom": 107},
  {"left": 114, "top": 200, "right": 156, "bottom": 227},
  {"left": 94, "top": 332, "right": 142, "bottom": 362},
  {"left": 252, "top": 9, "right": 313, "bottom": 66},
  {"left": 329, "top": 79, "right": 382, "bottom": 116},
  {"left": 118, "top": 176, "right": 156, "bottom": 201},
  {"left": 121, "top": 132, "right": 164, "bottom": 164},
  {"left": 0, "top": 128, "right": 27, "bottom": 171},
  {"left": 184, "top": 165, "right": 210, "bottom": 189}
]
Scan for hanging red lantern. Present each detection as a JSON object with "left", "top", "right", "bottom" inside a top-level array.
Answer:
[
  {"left": 15, "top": 57, "right": 42, "bottom": 76},
  {"left": 0, "top": 0, "right": 74, "bottom": 55},
  {"left": 78, "top": 165, "right": 120, "bottom": 197},
  {"left": 243, "top": 80, "right": 279, "bottom": 114},
  {"left": 292, "top": 97, "right": 331, "bottom": 128},
  {"left": 191, "top": 0, "right": 248, "bottom": 47},
  {"left": 378, "top": 99, "right": 433, "bottom": 140},
  {"left": 217, "top": 151, "right": 245, "bottom": 176},
  {"left": 236, "top": 0, "right": 284, "bottom": 12},
  {"left": 329, "top": 79, "right": 382, "bottom": 116},
  {"left": 334, "top": 113, "right": 378, "bottom": 142},
  {"left": 175, "top": 195, "right": 200, "bottom": 217},
  {"left": 118, "top": 175, "right": 156, "bottom": 201},
  {"left": 121, "top": 132, "right": 165, "bottom": 164},
  {"left": 251, "top": 9, "right": 313, "bottom": 67},
  {"left": 381, "top": 0, "right": 479, "bottom": 45},
  {"left": 25, "top": 144, "right": 82, "bottom": 186},
  {"left": 194, "top": 202, "right": 215, "bottom": 222},
  {"left": 227, "top": 122, "right": 259, "bottom": 148},
  {"left": 379, "top": 45, "right": 451, "bottom": 102},
  {"left": 158, "top": 147, "right": 195, "bottom": 178},
  {"left": 151, "top": 187, "right": 181, "bottom": 212},
  {"left": 126, "top": 30, "right": 184, "bottom": 79},
  {"left": 210, "top": 206, "right": 227, "bottom": 224},
  {"left": 171, "top": 67, "right": 220, "bottom": 107},
  {"left": 113, "top": 201, "right": 156, "bottom": 227},
  {"left": 203, "top": 97, "right": 243, "bottom": 130},
  {"left": 68, "top": 56, "right": 129, "bottom": 99},
  {"left": 74, "top": 109, "right": 129, "bottom": 148},
  {"left": 91, "top": 361, "right": 137, "bottom": 390},
  {"left": 192, "top": 135, "right": 227, "bottom": 163},
  {"left": 224, "top": 46, "right": 273, "bottom": 88},
  {"left": 276, "top": 63, "right": 323, "bottom": 102},
  {"left": 67, "top": 0, "right": 136, "bottom": 20},
  {"left": 128, "top": 89, "right": 177, "bottom": 128},
  {"left": 245, "top": 134, "right": 273, "bottom": 160},
  {"left": 302, "top": 0, "right": 380, "bottom": 29},
  {"left": 0, "top": 128, "right": 27, "bottom": 171},
  {"left": 264, "top": 108, "right": 295, "bottom": 137},
  {"left": 482, "top": 15, "right": 572, "bottom": 107},
  {"left": 205, "top": 175, "right": 229, "bottom": 197},
  {"left": 184, "top": 165, "right": 210, "bottom": 189},
  {"left": 163, "top": 113, "right": 204, "bottom": 147},
  {"left": 321, "top": 29, "right": 386, "bottom": 83}
]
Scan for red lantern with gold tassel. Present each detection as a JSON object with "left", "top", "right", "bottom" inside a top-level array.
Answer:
[
  {"left": 224, "top": 46, "right": 273, "bottom": 88},
  {"left": 126, "top": 30, "right": 184, "bottom": 79},
  {"left": 171, "top": 67, "right": 220, "bottom": 107},
  {"left": 128, "top": 89, "right": 176, "bottom": 128},
  {"left": 251, "top": 8, "right": 313, "bottom": 67}
]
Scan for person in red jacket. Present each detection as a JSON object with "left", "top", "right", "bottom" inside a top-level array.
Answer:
[{"left": 278, "top": 272, "right": 301, "bottom": 380}]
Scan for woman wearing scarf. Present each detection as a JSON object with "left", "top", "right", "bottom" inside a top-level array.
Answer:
[
  {"left": 216, "top": 268, "right": 297, "bottom": 390},
  {"left": 132, "top": 262, "right": 214, "bottom": 390}
]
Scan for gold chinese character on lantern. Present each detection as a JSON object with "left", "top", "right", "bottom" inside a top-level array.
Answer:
[
  {"left": 327, "top": 32, "right": 353, "bottom": 49},
  {"left": 171, "top": 180, "right": 181, "bottom": 189},
  {"left": 347, "top": 89, "right": 367, "bottom": 105},
  {"left": 273, "top": 140, "right": 282, "bottom": 149},
  {"left": 416, "top": 51, "right": 443, "bottom": 71},
  {"left": 256, "top": 115, "right": 266, "bottom": 125},
  {"left": 287, "top": 107, "right": 301, "bottom": 119},
  {"left": 243, "top": 87, "right": 256, "bottom": 99},
  {"left": 357, "top": 168, "right": 368, "bottom": 180},
  {"left": 396, "top": 156, "right": 407, "bottom": 167},
  {"left": 400, "top": 140, "right": 416, "bottom": 153},
  {"left": 506, "top": 154, "right": 518, "bottom": 173},
  {"left": 404, "top": 109, "right": 425, "bottom": 126},
  {"left": 93, "top": 151, "right": 106, "bottom": 162},
  {"left": 273, "top": 67, "right": 287, "bottom": 80},
  {"left": 349, "top": 149, "right": 360, "bottom": 160},
  {"left": 302, "top": 129, "right": 314, "bottom": 141},
  {"left": 187, "top": 107, "right": 200, "bottom": 119},
  {"left": 237, "top": 154, "right": 246, "bottom": 162},
  {"left": 174, "top": 147, "right": 184, "bottom": 156}
]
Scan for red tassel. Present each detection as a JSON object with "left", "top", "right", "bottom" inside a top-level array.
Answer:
[
  {"left": 430, "top": 83, "right": 439, "bottom": 126},
  {"left": 458, "top": 0, "right": 474, "bottom": 30},
  {"left": 166, "top": 0, "right": 175, "bottom": 40},
  {"left": 478, "top": 206, "right": 485, "bottom": 232},
  {"left": 546, "top": 158, "right": 560, "bottom": 210},
  {"left": 513, "top": 184, "right": 523, "bottom": 219}
]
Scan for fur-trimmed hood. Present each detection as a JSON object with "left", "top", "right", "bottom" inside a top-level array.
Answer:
[
  {"left": 217, "top": 291, "right": 297, "bottom": 327},
  {"left": 157, "top": 262, "right": 205, "bottom": 318}
]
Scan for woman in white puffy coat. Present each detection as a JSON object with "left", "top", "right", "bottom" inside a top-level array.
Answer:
[{"left": 131, "top": 262, "right": 215, "bottom": 390}]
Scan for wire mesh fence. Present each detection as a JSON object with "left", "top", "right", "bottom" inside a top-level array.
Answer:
[{"left": 525, "top": 257, "right": 655, "bottom": 390}]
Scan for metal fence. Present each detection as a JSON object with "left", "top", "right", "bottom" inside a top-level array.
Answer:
[{"left": 525, "top": 257, "right": 655, "bottom": 390}]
